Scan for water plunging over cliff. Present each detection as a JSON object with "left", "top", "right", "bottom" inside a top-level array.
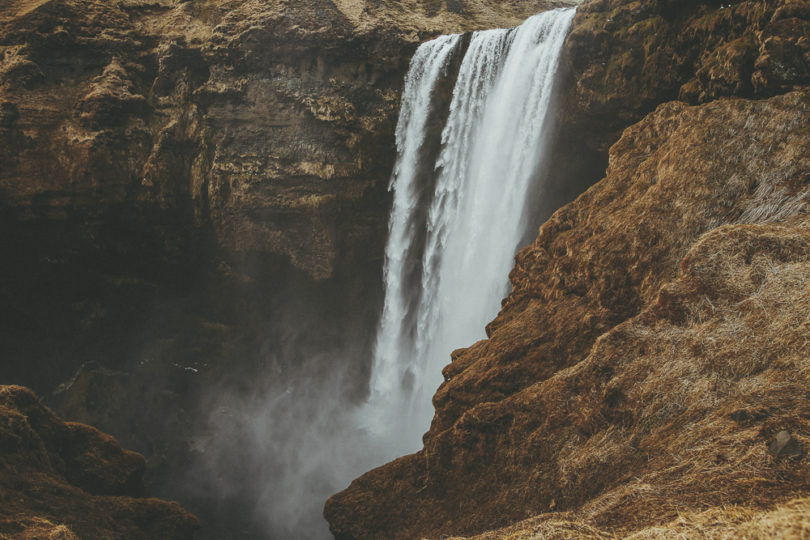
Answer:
[{"left": 363, "top": 8, "right": 576, "bottom": 457}]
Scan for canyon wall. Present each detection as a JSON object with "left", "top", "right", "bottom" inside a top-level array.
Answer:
[
  {"left": 0, "top": 0, "right": 411, "bottom": 392},
  {"left": 0, "top": 0, "right": 566, "bottom": 537},
  {"left": 4, "top": 0, "right": 809, "bottom": 537},
  {"left": 0, "top": 0, "right": 565, "bottom": 401}
]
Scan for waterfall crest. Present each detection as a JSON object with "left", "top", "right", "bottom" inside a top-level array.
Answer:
[{"left": 363, "top": 7, "right": 576, "bottom": 459}]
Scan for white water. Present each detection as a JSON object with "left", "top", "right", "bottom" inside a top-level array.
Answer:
[
  {"left": 361, "top": 7, "right": 576, "bottom": 459},
  {"left": 189, "top": 9, "right": 575, "bottom": 540}
]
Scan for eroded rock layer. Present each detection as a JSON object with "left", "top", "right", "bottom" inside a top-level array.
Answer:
[{"left": 324, "top": 88, "right": 810, "bottom": 538}]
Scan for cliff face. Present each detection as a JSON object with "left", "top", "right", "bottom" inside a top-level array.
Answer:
[
  {"left": 543, "top": 0, "right": 810, "bottom": 217},
  {"left": 0, "top": 0, "right": 568, "bottom": 536},
  {"left": 0, "top": 385, "right": 197, "bottom": 539},
  {"left": 0, "top": 0, "right": 562, "bottom": 284},
  {"left": 565, "top": 0, "right": 810, "bottom": 149},
  {"left": 324, "top": 1, "right": 810, "bottom": 536},
  {"left": 0, "top": 0, "right": 404, "bottom": 391},
  {"left": 0, "top": 0, "right": 564, "bottom": 388}
]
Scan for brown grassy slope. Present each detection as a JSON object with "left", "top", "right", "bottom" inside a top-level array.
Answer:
[
  {"left": 325, "top": 89, "right": 810, "bottom": 539},
  {"left": 0, "top": 385, "right": 198, "bottom": 539},
  {"left": 452, "top": 497, "right": 810, "bottom": 539}
]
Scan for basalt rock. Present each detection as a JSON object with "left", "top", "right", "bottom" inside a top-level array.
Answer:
[
  {"left": 324, "top": 88, "right": 810, "bottom": 539},
  {"left": 0, "top": 385, "right": 198, "bottom": 539}
]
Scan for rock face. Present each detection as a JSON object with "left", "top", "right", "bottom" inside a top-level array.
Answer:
[
  {"left": 324, "top": 86, "right": 810, "bottom": 538},
  {"left": 0, "top": 0, "right": 557, "bottom": 418},
  {"left": 0, "top": 0, "right": 565, "bottom": 390},
  {"left": 0, "top": 0, "right": 569, "bottom": 536},
  {"left": 565, "top": 0, "right": 810, "bottom": 149},
  {"left": 0, "top": 385, "right": 197, "bottom": 539},
  {"left": 0, "top": 0, "right": 401, "bottom": 391},
  {"left": 543, "top": 0, "right": 810, "bottom": 221}
]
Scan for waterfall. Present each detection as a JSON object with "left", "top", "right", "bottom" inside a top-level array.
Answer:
[{"left": 362, "top": 7, "right": 576, "bottom": 459}]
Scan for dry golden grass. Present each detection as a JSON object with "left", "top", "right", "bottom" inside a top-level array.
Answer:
[
  {"left": 448, "top": 497, "right": 810, "bottom": 539},
  {"left": 0, "top": 518, "right": 79, "bottom": 540},
  {"left": 332, "top": 0, "right": 576, "bottom": 34},
  {"left": 0, "top": 0, "right": 53, "bottom": 21},
  {"left": 627, "top": 498, "right": 810, "bottom": 539}
]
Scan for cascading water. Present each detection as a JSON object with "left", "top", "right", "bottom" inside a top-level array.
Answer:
[
  {"left": 361, "top": 7, "right": 576, "bottom": 458},
  {"left": 197, "top": 9, "right": 575, "bottom": 539}
]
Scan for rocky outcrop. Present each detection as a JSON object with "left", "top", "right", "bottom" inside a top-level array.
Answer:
[
  {"left": 543, "top": 0, "right": 810, "bottom": 222},
  {"left": 564, "top": 0, "right": 810, "bottom": 152},
  {"left": 0, "top": 385, "right": 197, "bottom": 539},
  {"left": 324, "top": 87, "right": 810, "bottom": 538}
]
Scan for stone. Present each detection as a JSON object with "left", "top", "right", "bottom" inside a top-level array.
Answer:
[
  {"left": 0, "top": 385, "right": 198, "bottom": 539},
  {"left": 769, "top": 430, "right": 803, "bottom": 459}
]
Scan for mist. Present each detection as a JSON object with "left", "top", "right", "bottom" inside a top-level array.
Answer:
[{"left": 189, "top": 356, "right": 379, "bottom": 538}]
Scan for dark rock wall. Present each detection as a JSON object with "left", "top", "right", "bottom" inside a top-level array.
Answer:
[{"left": 0, "top": 0, "right": 412, "bottom": 393}]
